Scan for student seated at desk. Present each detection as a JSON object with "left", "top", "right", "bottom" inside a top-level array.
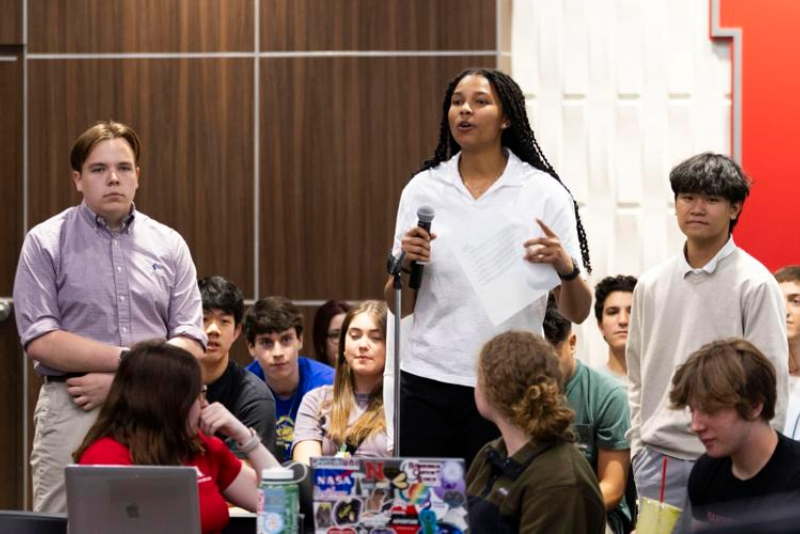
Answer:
[
  {"left": 292, "top": 300, "right": 390, "bottom": 462},
  {"left": 75, "top": 341, "right": 280, "bottom": 534}
]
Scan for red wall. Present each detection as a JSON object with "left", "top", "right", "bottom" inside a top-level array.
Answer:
[{"left": 715, "top": 0, "right": 800, "bottom": 271}]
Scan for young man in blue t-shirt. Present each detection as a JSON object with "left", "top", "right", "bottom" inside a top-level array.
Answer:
[{"left": 245, "top": 296, "right": 334, "bottom": 461}]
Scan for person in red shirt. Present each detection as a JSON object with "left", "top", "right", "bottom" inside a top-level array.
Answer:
[{"left": 74, "top": 341, "right": 280, "bottom": 534}]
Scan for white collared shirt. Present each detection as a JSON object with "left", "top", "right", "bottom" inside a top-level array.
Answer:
[
  {"left": 391, "top": 150, "right": 584, "bottom": 387},
  {"left": 679, "top": 236, "right": 737, "bottom": 277}
]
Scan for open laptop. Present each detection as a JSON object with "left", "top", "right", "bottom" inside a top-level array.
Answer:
[
  {"left": 65, "top": 464, "right": 201, "bottom": 534},
  {"left": 311, "top": 457, "right": 469, "bottom": 533}
]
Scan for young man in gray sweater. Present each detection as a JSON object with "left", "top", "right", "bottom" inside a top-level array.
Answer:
[{"left": 626, "top": 153, "right": 788, "bottom": 530}]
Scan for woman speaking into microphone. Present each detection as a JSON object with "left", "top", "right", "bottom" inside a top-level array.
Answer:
[{"left": 386, "top": 68, "right": 593, "bottom": 466}]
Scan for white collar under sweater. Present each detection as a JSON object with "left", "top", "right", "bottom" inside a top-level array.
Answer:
[{"left": 679, "top": 236, "right": 737, "bottom": 276}]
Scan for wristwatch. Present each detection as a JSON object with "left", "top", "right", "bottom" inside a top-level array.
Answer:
[{"left": 558, "top": 258, "right": 581, "bottom": 281}]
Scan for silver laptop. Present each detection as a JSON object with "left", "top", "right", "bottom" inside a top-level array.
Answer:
[{"left": 65, "top": 464, "right": 201, "bottom": 534}]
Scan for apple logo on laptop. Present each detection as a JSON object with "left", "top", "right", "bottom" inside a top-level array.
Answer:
[{"left": 125, "top": 503, "right": 140, "bottom": 519}]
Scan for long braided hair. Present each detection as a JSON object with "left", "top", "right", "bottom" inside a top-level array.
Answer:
[{"left": 419, "top": 68, "right": 592, "bottom": 273}]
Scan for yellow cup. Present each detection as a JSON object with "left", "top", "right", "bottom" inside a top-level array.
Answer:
[{"left": 635, "top": 497, "right": 682, "bottom": 534}]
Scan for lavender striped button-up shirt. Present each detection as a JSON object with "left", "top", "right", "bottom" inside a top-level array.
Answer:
[{"left": 13, "top": 202, "right": 207, "bottom": 375}]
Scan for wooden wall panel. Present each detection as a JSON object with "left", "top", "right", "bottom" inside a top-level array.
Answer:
[
  {"left": 13, "top": 0, "right": 499, "bottom": 508},
  {"left": 28, "top": 0, "right": 253, "bottom": 53},
  {"left": 0, "top": 0, "right": 23, "bottom": 45},
  {"left": 262, "top": 0, "right": 496, "bottom": 51},
  {"left": 0, "top": 50, "right": 22, "bottom": 295},
  {"left": 259, "top": 56, "right": 495, "bottom": 300},
  {"left": 27, "top": 58, "right": 256, "bottom": 295},
  {"left": 0, "top": 318, "right": 23, "bottom": 508},
  {"left": 0, "top": 47, "right": 23, "bottom": 510}
]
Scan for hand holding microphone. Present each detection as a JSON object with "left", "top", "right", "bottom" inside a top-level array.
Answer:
[{"left": 400, "top": 206, "right": 436, "bottom": 290}]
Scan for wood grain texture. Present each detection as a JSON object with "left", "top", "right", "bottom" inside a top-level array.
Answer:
[
  {"left": 262, "top": 0, "right": 496, "bottom": 51},
  {"left": 27, "top": 58, "right": 256, "bottom": 295},
  {"left": 28, "top": 0, "right": 253, "bottom": 53},
  {"left": 0, "top": 48, "right": 22, "bottom": 296},
  {"left": 498, "top": 0, "right": 512, "bottom": 53},
  {"left": 0, "top": 49, "right": 23, "bottom": 510},
  {"left": 0, "top": 0, "right": 23, "bottom": 45},
  {"left": 0, "top": 318, "right": 23, "bottom": 509},
  {"left": 259, "top": 56, "right": 495, "bottom": 301}
]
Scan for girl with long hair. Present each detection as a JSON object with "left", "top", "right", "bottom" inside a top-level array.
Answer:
[
  {"left": 467, "top": 330, "right": 605, "bottom": 533},
  {"left": 75, "top": 341, "right": 280, "bottom": 534},
  {"left": 292, "top": 300, "right": 389, "bottom": 462},
  {"left": 385, "top": 68, "right": 593, "bottom": 465}
]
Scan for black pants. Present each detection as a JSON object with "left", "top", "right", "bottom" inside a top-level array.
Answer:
[{"left": 398, "top": 371, "right": 500, "bottom": 469}]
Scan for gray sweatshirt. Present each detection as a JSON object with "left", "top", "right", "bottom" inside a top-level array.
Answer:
[{"left": 626, "top": 239, "right": 788, "bottom": 460}]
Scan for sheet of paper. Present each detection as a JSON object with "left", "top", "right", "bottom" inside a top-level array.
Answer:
[{"left": 450, "top": 212, "right": 560, "bottom": 326}]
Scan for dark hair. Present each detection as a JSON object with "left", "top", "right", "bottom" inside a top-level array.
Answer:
[
  {"left": 198, "top": 275, "right": 245, "bottom": 326},
  {"left": 420, "top": 67, "right": 591, "bottom": 273},
  {"left": 311, "top": 300, "right": 351, "bottom": 363},
  {"left": 244, "top": 296, "right": 304, "bottom": 345},
  {"left": 669, "top": 338, "right": 776, "bottom": 422},
  {"left": 669, "top": 152, "right": 751, "bottom": 232},
  {"left": 593, "top": 275, "right": 637, "bottom": 321},
  {"left": 478, "top": 331, "right": 575, "bottom": 441},
  {"left": 73, "top": 341, "right": 204, "bottom": 464},
  {"left": 70, "top": 120, "right": 141, "bottom": 172},
  {"left": 775, "top": 265, "right": 800, "bottom": 284},
  {"left": 542, "top": 293, "right": 572, "bottom": 346}
]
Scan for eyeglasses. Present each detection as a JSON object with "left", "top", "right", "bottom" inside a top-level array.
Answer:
[
  {"left": 326, "top": 330, "right": 341, "bottom": 341},
  {"left": 198, "top": 385, "right": 208, "bottom": 402}
]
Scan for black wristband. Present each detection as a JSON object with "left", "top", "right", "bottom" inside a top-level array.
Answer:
[{"left": 558, "top": 258, "right": 581, "bottom": 281}]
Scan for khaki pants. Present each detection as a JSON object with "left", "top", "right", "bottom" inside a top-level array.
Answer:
[{"left": 31, "top": 382, "right": 99, "bottom": 513}]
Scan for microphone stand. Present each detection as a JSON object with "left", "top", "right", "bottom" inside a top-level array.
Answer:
[{"left": 386, "top": 251, "right": 406, "bottom": 458}]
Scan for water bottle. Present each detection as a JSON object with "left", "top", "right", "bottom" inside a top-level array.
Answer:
[{"left": 258, "top": 466, "right": 299, "bottom": 534}]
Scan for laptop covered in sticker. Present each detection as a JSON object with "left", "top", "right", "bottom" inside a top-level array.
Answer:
[{"left": 311, "top": 456, "right": 469, "bottom": 533}]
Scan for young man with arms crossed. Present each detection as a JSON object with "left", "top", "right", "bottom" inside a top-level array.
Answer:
[
  {"left": 198, "top": 276, "right": 277, "bottom": 456},
  {"left": 670, "top": 338, "right": 800, "bottom": 526},
  {"left": 13, "top": 121, "right": 206, "bottom": 512},
  {"left": 775, "top": 265, "right": 800, "bottom": 439},
  {"left": 245, "top": 297, "right": 334, "bottom": 461},
  {"left": 594, "top": 275, "right": 637, "bottom": 387},
  {"left": 626, "top": 153, "right": 788, "bottom": 529}
]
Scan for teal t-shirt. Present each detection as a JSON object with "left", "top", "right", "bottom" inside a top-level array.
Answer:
[
  {"left": 565, "top": 359, "right": 631, "bottom": 521},
  {"left": 565, "top": 360, "right": 630, "bottom": 467}
]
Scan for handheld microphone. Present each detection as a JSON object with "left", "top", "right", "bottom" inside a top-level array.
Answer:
[{"left": 409, "top": 205, "right": 435, "bottom": 290}]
